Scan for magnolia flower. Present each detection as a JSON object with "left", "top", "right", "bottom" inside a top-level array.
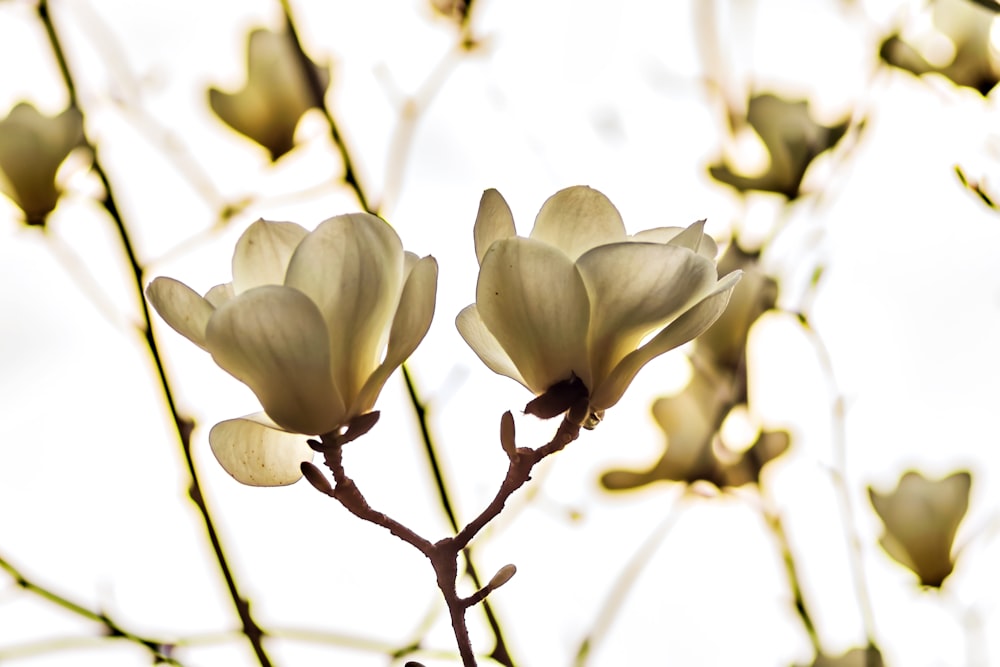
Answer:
[
  {"left": 601, "top": 241, "right": 785, "bottom": 491},
  {"left": 0, "top": 102, "right": 85, "bottom": 226},
  {"left": 691, "top": 242, "right": 778, "bottom": 379},
  {"left": 601, "top": 368, "right": 789, "bottom": 490},
  {"left": 880, "top": 0, "right": 1000, "bottom": 95},
  {"left": 147, "top": 215, "right": 438, "bottom": 486},
  {"left": 208, "top": 28, "right": 330, "bottom": 160},
  {"left": 869, "top": 470, "right": 972, "bottom": 588},
  {"left": 456, "top": 186, "right": 741, "bottom": 426},
  {"left": 709, "top": 94, "right": 848, "bottom": 199}
]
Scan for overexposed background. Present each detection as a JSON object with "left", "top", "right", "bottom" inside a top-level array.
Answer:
[{"left": 2, "top": 0, "right": 1000, "bottom": 665}]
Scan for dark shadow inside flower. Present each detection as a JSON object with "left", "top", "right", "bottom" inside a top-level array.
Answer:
[
  {"left": 208, "top": 28, "right": 330, "bottom": 161},
  {"left": 708, "top": 93, "right": 849, "bottom": 199}
]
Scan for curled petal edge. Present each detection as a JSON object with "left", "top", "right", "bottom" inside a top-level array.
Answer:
[
  {"left": 355, "top": 255, "right": 439, "bottom": 414},
  {"left": 591, "top": 271, "right": 742, "bottom": 410}
]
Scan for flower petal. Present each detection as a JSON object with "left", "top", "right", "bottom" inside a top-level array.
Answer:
[
  {"left": 209, "top": 414, "right": 314, "bottom": 486},
  {"left": 146, "top": 277, "right": 215, "bottom": 350},
  {"left": 476, "top": 238, "right": 590, "bottom": 393},
  {"left": 205, "top": 285, "right": 345, "bottom": 434},
  {"left": 474, "top": 189, "right": 516, "bottom": 265},
  {"left": 285, "top": 213, "right": 405, "bottom": 405},
  {"left": 204, "top": 282, "right": 235, "bottom": 307},
  {"left": 665, "top": 219, "right": 707, "bottom": 252},
  {"left": 591, "top": 271, "right": 741, "bottom": 410},
  {"left": 355, "top": 255, "right": 439, "bottom": 414},
  {"left": 631, "top": 226, "right": 719, "bottom": 260},
  {"left": 455, "top": 305, "right": 527, "bottom": 386},
  {"left": 529, "top": 186, "right": 627, "bottom": 259},
  {"left": 231, "top": 219, "right": 309, "bottom": 294},
  {"left": 577, "top": 242, "right": 719, "bottom": 384}
]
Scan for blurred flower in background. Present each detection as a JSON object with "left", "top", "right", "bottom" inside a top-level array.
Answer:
[
  {"left": 602, "top": 243, "right": 788, "bottom": 490},
  {"left": 709, "top": 93, "right": 850, "bottom": 200},
  {"left": 208, "top": 28, "right": 329, "bottom": 161},
  {"left": 0, "top": 101, "right": 86, "bottom": 227},
  {"left": 868, "top": 469, "right": 972, "bottom": 588},
  {"left": 147, "top": 215, "right": 438, "bottom": 485},
  {"left": 457, "top": 186, "right": 741, "bottom": 427},
  {"left": 880, "top": 0, "right": 1000, "bottom": 95},
  {"left": 802, "top": 645, "right": 885, "bottom": 667}
]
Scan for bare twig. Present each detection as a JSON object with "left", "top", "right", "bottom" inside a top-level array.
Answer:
[
  {"left": 0, "top": 553, "right": 186, "bottom": 665},
  {"left": 303, "top": 412, "right": 583, "bottom": 666},
  {"left": 35, "top": 3, "right": 274, "bottom": 665}
]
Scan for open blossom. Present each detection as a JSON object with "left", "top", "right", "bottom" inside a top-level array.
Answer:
[
  {"left": 147, "top": 215, "right": 437, "bottom": 486},
  {"left": 456, "top": 186, "right": 741, "bottom": 426}
]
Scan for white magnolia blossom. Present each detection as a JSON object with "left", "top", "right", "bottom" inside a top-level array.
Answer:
[
  {"left": 147, "top": 215, "right": 438, "bottom": 486},
  {"left": 457, "top": 186, "right": 741, "bottom": 424}
]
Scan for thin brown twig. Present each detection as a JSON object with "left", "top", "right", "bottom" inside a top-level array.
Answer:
[
  {"left": 35, "top": 3, "right": 274, "bottom": 665},
  {"left": 303, "top": 412, "right": 583, "bottom": 667},
  {"left": 275, "top": 3, "right": 516, "bottom": 662}
]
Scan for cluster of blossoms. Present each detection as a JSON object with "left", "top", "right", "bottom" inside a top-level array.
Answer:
[{"left": 147, "top": 186, "right": 741, "bottom": 485}]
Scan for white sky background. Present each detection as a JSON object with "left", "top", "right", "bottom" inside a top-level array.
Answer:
[{"left": 1, "top": 0, "right": 1000, "bottom": 665}]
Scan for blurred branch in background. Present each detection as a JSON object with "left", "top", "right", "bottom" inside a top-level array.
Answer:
[{"left": 33, "top": 2, "right": 275, "bottom": 664}]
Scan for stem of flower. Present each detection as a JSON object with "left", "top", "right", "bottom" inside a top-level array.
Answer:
[
  {"left": 35, "top": 4, "right": 274, "bottom": 666},
  {"left": 278, "top": 0, "right": 371, "bottom": 214},
  {"left": 310, "top": 414, "right": 583, "bottom": 667},
  {"left": 760, "top": 498, "right": 823, "bottom": 657},
  {"left": 274, "top": 2, "right": 516, "bottom": 658}
]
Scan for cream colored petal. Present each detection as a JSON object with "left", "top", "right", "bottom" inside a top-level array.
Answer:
[
  {"left": 146, "top": 277, "right": 215, "bottom": 350},
  {"left": 627, "top": 228, "right": 719, "bottom": 260},
  {"left": 630, "top": 226, "right": 718, "bottom": 260},
  {"left": 455, "top": 305, "right": 527, "bottom": 386},
  {"left": 231, "top": 219, "right": 309, "bottom": 294},
  {"left": 403, "top": 250, "right": 420, "bottom": 277},
  {"left": 204, "top": 282, "right": 235, "bottom": 307},
  {"left": 591, "top": 271, "right": 741, "bottom": 410},
  {"left": 474, "top": 189, "right": 516, "bottom": 264},
  {"left": 577, "top": 242, "right": 719, "bottom": 384},
  {"left": 529, "top": 186, "right": 627, "bottom": 259},
  {"left": 285, "top": 213, "right": 404, "bottom": 406},
  {"left": 205, "top": 285, "right": 345, "bottom": 435},
  {"left": 476, "top": 238, "right": 591, "bottom": 393},
  {"left": 209, "top": 414, "right": 314, "bottom": 486},
  {"left": 354, "top": 256, "right": 438, "bottom": 414}
]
